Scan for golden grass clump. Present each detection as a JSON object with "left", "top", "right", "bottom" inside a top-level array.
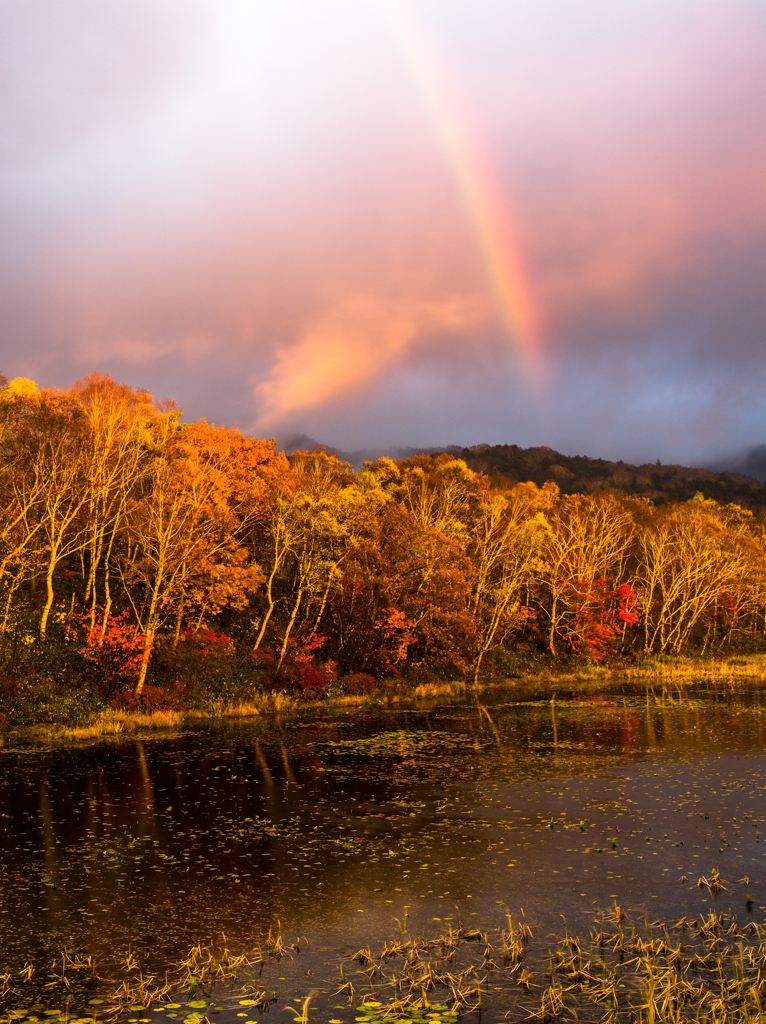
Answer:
[{"left": 5, "top": 910, "right": 766, "bottom": 1023}]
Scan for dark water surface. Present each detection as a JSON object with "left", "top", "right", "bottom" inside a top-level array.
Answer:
[{"left": 2, "top": 683, "right": 766, "bottom": 1021}]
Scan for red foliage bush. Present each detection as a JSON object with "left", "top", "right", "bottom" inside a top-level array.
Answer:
[
  {"left": 73, "top": 608, "right": 145, "bottom": 694},
  {"left": 298, "top": 665, "right": 329, "bottom": 699},
  {"left": 564, "top": 578, "right": 639, "bottom": 662},
  {"left": 178, "top": 627, "right": 234, "bottom": 656},
  {"left": 293, "top": 633, "right": 326, "bottom": 665}
]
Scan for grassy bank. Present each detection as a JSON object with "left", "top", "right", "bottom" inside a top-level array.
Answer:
[
  {"left": 0, "top": 691, "right": 298, "bottom": 745},
  {"left": 3, "top": 651, "right": 766, "bottom": 746}
]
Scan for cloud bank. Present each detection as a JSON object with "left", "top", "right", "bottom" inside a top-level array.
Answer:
[{"left": 2, "top": 0, "right": 766, "bottom": 464}]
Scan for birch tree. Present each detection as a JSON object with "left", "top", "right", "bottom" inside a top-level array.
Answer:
[
  {"left": 123, "top": 417, "right": 276, "bottom": 693},
  {"left": 637, "top": 496, "right": 760, "bottom": 653}
]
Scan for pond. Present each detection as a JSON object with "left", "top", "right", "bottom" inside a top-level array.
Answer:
[{"left": 2, "top": 682, "right": 766, "bottom": 1022}]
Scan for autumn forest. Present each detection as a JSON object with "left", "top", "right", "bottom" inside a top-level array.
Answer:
[{"left": 1, "top": 372, "right": 765, "bottom": 725}]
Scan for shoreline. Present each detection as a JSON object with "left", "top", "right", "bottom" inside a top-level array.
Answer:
[{"left": 3, "top": 652, "right": 766, "bottom": 747}]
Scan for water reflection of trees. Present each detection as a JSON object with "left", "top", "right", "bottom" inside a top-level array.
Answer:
[{"left": 1, "top": 697, "right": 765, "bottom": 983}]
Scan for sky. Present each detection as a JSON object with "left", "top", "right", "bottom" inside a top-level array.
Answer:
[{"left": 2, "top": 0, "right": 766, "bottom": 467}]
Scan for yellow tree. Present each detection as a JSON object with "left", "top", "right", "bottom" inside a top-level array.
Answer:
[
  {"left": 69, "top": 373, "right": 155, "bottom": 639},
  {"left": 636, "top": 496, "right": 761, "bottom": 654},
  {"left": 743, "top": 510, "right": 766, "bottom": 645},
  {"left": 397, "top": 454, "right": 479, "bottom": 540},
  {"left": 349, "top": 455, "right": 478, "bottom": 671},
  {"left": 394, "top": 455, "right": 478, "bottom": 618},
  {"left": 123, "top": 416, "right": 278, "bottom": 693},
  {"left": 257, "top": 450, "right": 360, "bottom": 668},
  {"left": 0, "top": 379, "right": 50, "bottom": 629},
  {"left": 468, "top": 480, "right": 555, "bottom": 682},
  {"left": 535, "top": 493, "right": 637, "bottom": 655},
  {"left": 10, "top": 387, "right": 93, "bottom": 637}
]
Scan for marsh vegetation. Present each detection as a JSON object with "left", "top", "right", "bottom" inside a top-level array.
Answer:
[{"left": 1, "top": 683, "right": 765, "bottom": 1022}]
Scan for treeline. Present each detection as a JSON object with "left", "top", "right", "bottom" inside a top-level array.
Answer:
[
  {"left": 462, "top": 443, "right": 766, "bottom": 507},
  {"left": 1, "top": 373, "right": 766, "bottom": 717}
]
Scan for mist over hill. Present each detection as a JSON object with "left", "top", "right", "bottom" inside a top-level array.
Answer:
[
  {"left": 277, "top": 433, "right": 464, "bottom": 468},
  {"left": 279, "top": 434, "right": 766, "bottom": 508},
  {"left": 707, "top": 445, "right": 766, "bottom": 483}
]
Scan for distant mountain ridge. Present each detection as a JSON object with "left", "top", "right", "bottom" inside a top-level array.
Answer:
[
  {"left": 458, "top": 443, "right": 766, "bottom": 507},
  {"left": 278, "top": 434, "right": 766, "bottom": 508},
  {"left": 277, "top": 433, "right": 464, "bottom": 468}
]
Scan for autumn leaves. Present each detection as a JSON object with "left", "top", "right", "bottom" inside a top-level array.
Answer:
[
  {"left": 0, "top": 374, "right": 285, "bottom": 693},
  {"left": 1, "top": 372, "right": 764, "bottom": 702}
]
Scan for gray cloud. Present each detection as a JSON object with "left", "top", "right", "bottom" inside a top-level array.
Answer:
[{"left": 2, "top": 1, "right": 766, "bottom": 464}]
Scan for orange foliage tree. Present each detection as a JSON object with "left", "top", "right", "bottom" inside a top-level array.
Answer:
[
  {"left": 4, "top": 370, "right": 766, "bottom": 709},
  {"left": 122, "top": 415, "right": 280, "bottom": 693}
]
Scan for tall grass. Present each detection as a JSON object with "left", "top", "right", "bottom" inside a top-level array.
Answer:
[
  {"left": 6, "top": 908, "right": 766, "bottom": 1023},
  {"left": 11, "top": 691, "right": 297, "bottom": 744}
]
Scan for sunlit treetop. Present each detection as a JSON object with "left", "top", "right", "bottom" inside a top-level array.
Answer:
[{"left": 1, "top": 377, "right": 39, "bottom": 400}]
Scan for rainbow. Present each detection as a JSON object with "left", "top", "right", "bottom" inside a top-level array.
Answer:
[{"left": 380, "top": 0, "right": 546, "bottom": 385}]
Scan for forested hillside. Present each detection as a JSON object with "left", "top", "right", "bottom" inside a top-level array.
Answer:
[
  {"left": 288, "top": 438, "right": 766, "bottom": 507},
  {"left": 460, "top": 443, "right": 766, "bottom": 507},
  {"left": 2, "top": 373, "right": 766, "bottom": 723}
]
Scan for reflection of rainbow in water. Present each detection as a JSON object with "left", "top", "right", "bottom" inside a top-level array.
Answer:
[{"left": 381, "top": 0, "right": 546, "bottom": 387}]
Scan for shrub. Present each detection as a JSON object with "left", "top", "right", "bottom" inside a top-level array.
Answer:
[
  {"left": 0, "top": 675, "right": 104, "bottom": 725},
  {"left": 298, "top": 664, "right": 329, "bottom": 700},
  {"left": 149, "top": 629, "right": 238, "bottom": 692},
  {"left": 341, "top": 672, "right": 377, "bottom": 696},
  {"left": 185, "top": 660, "right": 265, "bottom": 711},
  {"left": 109, "top": 684, "right": 187, "bottom": 713},
  {"left": 73, "top": 608, "right": 144, "bottom": 697}
]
